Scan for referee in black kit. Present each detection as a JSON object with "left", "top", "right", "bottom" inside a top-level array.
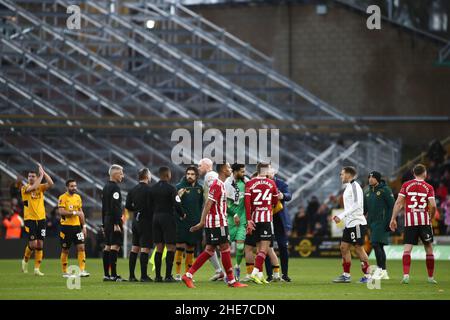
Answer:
[
  {"left": 151, "top": 167, "right": 186, "bottom": 282},
  {"left": 102, "top": 164, "right": 126, "bottom": 282},
  {"left": 125, "top": 168, "right": 153, "bottom": 282}
]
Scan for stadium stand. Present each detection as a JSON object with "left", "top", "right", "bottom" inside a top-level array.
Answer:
[{"left": 0, "top": 0, "right": 399, "bottom": 224}]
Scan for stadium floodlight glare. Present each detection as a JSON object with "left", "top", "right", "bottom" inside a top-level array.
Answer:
[{"left": 146, "top": 19, "right": 156, "bottom": 29}]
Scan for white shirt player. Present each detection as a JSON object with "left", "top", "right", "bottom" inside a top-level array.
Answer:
[
  {"left": 336, "top": 180, "right": 367, "bottom": 228},
  {"left": 203, "top": 170, "right": 218, "bottom": 202}
]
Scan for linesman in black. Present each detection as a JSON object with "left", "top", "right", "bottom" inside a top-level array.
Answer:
[
  {"left": 102, "top": 164, "right": 125, "bottom": 282},
  {"left": 151, "top": 166, "right": 186, "bottom": 282},
  {"left": 125, "top": 168, "right": 153, "bottom": 282}
]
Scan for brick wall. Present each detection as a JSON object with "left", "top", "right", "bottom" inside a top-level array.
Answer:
[{"left": 194, "top": 3, "right": 450, "bottom": 147}]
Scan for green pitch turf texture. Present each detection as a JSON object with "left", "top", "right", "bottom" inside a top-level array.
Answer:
[{"left": 0, "top": 258, "right": 448, "bottom": 300}]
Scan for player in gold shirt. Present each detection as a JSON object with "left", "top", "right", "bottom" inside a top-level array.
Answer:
[
  {"left": 21, "top": 164, "right": 54, "bottom": 276},
  {"left": 58, "top": 179, "right": 90, "bottom": 278}
]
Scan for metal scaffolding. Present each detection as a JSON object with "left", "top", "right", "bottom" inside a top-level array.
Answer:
[{"left": 0, "top": 0, "right": 401, "bottom": 214}]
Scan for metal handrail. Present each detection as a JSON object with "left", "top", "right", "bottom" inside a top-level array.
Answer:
[
  {"left": 170, "top": 1, "right": 274, "bottom": 64},
  {"left": 392, "top": 136, "right": 450, "bottom": 178},
  {"left": 130, "top": 1, "right": 353, "bottom": 122},
  {"left": 0, "top": 0, "right": 195, "bottom": 119}
]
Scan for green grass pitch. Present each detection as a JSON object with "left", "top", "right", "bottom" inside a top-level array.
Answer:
[{"left": 0, "top": 258, "right": 448, "bottom": 300}]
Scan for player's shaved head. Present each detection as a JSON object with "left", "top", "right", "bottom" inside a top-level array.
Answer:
[{"left": 198, "top": 158, "right": 213, "bottom": 176}]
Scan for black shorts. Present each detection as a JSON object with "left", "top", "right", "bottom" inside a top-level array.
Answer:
[
  {"left": 132, "top": 219, "right": 153, "bottom": 248},
  {"left": 24, "top": 219, "right": 46, "bottom": 241},
  {"left": 153, "top": 214, "right": 176, "bottom": 245},
  {"left": 342, "top": 224, "right": 367, "bottom": 245},
  {"left": 404, "top": 225, "right": 434, "bottom": 245},
  {"left": 255, "top": 222, "right": 274, "bottom": 243},
  {"left": 245, "top": 226, "right": 274, "bottom": 247},
  {"left": 104, "top": 222, "right": 123, "bottom": 246},
  {"left": 205, "top": 226, "right": 230, "bottom": 246},
  {"left": 60, "top": 225, "right": 84, "bottom": 249},
  {"left": 176, "top": 221, "right": 202, "bottom": 246}
]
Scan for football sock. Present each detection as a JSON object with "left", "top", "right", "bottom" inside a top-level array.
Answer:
[
  {"left": 246, "top": 263, "right": 254, "bottom": 275},
  {"left": 78, "top": 250, "right": 86, "bottom": 272},
  {"left": 109, "top": 250, "right": 118, "bottom": 278},
  {"left": 342, "top": 259, "right": 351, "bottom": 274},
  {"left": 402, "top": 252, "right": 411, "bottom": 275},
  {"left": 129, "top": 251, "right": 138, "bottom": 278},
  {"left": 34, "top": 249, "right": 43, "bottom": 269},
  {"left": 220, "top": 248, "right": 234, "bottom": 282},
  {"left": 24, "top": 245, "right": 33, "bottom": 262},
  {"left": 361, "top": 260, "right": 369, "bottom": 275},
  {"left": 165, "top": 250, "right": 175, "bottom": 278},
  {"left": 426, "top": 254, "right": 435, "bottom": 278},
  {"left": 140, "top": 252, "right": 149, "bottom": 278},
  {"left": 61, "top": 251, "right": 68, "bottom": 273},
  {"left": 102, "top": 250, "right": 110, "bottom": 277},
  {"left": 155, "top": 251, "right": 163, "bottom": 278},
  {"left": 188, "top": 250, "right": 213, "bottom": 276},
  {"left": 273, "top": 265, "right": 280, "bottom": 274},
  {"left": 185, "top": 250, "right": 194, "bottom": 273},
  {"left": 175, "top": 247, "right": 184, "bottom": 275},
  {"left": 254, "top": 251, "right": 266, "bottom": 273}
]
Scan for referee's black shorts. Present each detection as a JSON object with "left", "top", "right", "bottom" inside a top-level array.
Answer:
[
  {"left": 132, "top": 218, "right": 153, "bottom": 248},
  {"left": 153, "top": 214, "right": 176, "bottom": 245},
  {"left": 104, "top": 221, "right": 123, "bottom": 246}
]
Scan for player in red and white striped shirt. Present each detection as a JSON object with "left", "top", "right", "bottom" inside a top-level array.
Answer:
[
  {"left": 390, "top": 164, "right": 438, "bottom": 284},
  {"left": 182, "top": 163, "right": 247, "bottom": 289},
  {"left": 244, "top": 162, "right": 279, "bottom": 284}
]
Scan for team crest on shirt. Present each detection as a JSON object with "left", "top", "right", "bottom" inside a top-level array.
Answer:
[
  {"left": 31, "top": 192, "right": 41, "bottom": 199},
  {"left": 69, "top": 205, "right": 74, "bottom": 210}
]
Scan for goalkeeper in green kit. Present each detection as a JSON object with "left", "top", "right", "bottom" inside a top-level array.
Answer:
[{"left": 224, "top": 163, "right": 249, "bottom": 281}]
